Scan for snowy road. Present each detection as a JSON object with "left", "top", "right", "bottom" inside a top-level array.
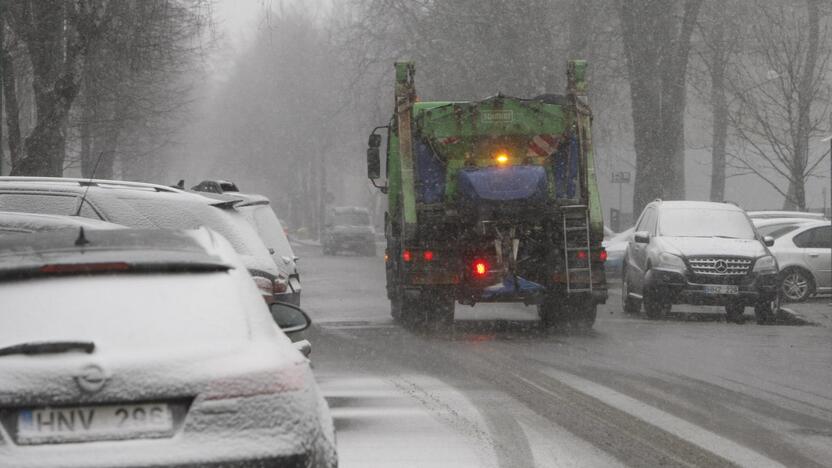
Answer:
[{"left": 293, "top": 243, "right": 832, "bottom": 468}]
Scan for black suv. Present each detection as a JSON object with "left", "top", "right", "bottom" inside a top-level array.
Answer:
[{"left": 622, "top": 200, "right": 780, "bottom": 323}]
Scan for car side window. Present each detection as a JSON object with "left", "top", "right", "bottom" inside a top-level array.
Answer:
[
  {"left": 0, "top": 193, "right": 102, "bottom": 219},
  {"left": 793, "top": 227, "right": 830, "bottom": 249}
]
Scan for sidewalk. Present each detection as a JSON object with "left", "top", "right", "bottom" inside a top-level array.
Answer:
[{"left": 780, "top": 297, "right": 832, "bottom": 328}]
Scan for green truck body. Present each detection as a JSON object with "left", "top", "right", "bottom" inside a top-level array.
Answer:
[{"left": 367, "top": 60, "right": 607, "bottom": 329}]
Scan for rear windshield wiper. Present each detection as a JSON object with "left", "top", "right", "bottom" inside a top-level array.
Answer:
[{"left": 0, "top": 341, "right": 95, "bottom": 357}]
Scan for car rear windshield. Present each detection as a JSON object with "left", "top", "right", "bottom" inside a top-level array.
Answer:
[
  {"left": 0, "top": 273, "right": 250, "bottom": 350},
  {"left": 243, "top": 206, "right": 294, "bottom": 259},
  {"left": 757, "top": 223, "right": 802, "bottom": 239},
  {"left": 335, "top": 212, "right": 370, "bottom": 226},
  {"left": 659, "top": 208, "right": 756, "bottom": 239}
]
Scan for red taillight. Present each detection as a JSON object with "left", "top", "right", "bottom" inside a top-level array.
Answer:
[
  {"left": 576, "top": 250, "right": 587, "bottom": 260},
  {"left": 252, "top": 276, "right": 273, "bottom": 295},
  {"left": 599, "top": 250, "right": 608, "bottom": 262},
  {"left": 40, "top": 262, "right": 130, "bottom": 273},
  {"left": 473, "top": 259, "right": 488, "bottom": 277},
  {"left": 402, "top": 250, "right": 412, "bottom": 262},
  {"left": 423, "top": 250, "right": 434, "bottom": 261},
  {"left": 274, "top": 278, "right": 288, "bottom": 294}
]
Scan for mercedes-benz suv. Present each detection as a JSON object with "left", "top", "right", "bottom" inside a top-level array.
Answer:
[{"left": 622, "top": 200, "right": 780, "bottom": 324}]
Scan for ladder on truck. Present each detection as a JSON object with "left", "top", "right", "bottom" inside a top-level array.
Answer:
[{"left": 562, "top": 205, "right": 592, "bottom": 293}]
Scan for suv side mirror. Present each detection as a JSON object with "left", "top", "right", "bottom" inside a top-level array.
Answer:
[
  {"left": 634, "top": 230, "right": 650, "bottom": 244},
  {"left": 269, "top": 302, "right": 311, "bottom": 334},
  {"left": 763, "top": 235, "right": 774, "bottom": 247}
]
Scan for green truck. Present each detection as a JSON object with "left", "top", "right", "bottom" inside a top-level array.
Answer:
[{"left": 366, "top": 60, "right": 607, "bottom": 329}]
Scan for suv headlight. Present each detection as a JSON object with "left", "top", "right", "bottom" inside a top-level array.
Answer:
[
  {"left": 656, "top": 252, "right": 686, "bottom": 270},
  {"left": 753, "top": 255, "right": 777, "bottom": 273}
]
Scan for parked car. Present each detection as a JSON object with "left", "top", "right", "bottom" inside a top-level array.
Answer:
[
  {"left": 0, "top": 228, "right": 336, "bottom": 467},
  {"left": 752, "top": 217, "right": 815, "bottom": 241},
  {"left": 0, "top": 211, "right": 123, "bottom": 234},
  {"left": 767, "top": 220, "right": 831, "bottom": 302},
  {"left": 190, "top": 179, "right": 240, "bottom": 194},
  {"left": 193, "top": 190, "right": 302, "bottom": 305},
  {"left": 322, "top": 206, "right": 376, "bottom": 256},
  {"left": 602, "top": 227, "right": 633, "bottom": 279},
  {"left": 622, "top": 200, "right": 780, "bottom": 324},
  {"left": 0, "top": 177, "right": 287, "bottom": 303},
  {"left": 747, "top": 210, "right": 827, "bottom": 220}
]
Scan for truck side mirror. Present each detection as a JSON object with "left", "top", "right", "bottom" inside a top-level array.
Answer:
[{"left": 367, "top": 146, "right": 381, "bottom": 180}]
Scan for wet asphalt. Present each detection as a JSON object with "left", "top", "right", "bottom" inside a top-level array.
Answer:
[{"left": 293, "top": 243, "right": 832, "bottom": 468}]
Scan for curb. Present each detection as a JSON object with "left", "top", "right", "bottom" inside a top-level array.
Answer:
[{"left": 777, "top": 307, "right": 817, "bottom": 326}]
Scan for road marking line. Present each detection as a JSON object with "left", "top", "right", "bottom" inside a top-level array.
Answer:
[{"left": 534, "top": 368, "right": 786, "bottom": 468}]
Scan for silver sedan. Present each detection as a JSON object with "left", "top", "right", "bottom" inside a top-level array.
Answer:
[{"left": 769, "top": 220, "right": 831, "bottom": 301}]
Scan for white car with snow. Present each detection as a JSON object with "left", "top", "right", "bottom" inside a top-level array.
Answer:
[{"left": 0, "top": 228, "right": 336, "bottom": 467}]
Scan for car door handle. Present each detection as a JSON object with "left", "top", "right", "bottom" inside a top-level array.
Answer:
[{"left": 808, "top": 253, "right": 819, "bottom": 257}]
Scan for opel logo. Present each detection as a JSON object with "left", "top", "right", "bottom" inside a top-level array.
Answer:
[
  {"left": 74, "top": 364, "right": 109, "bottom": 393},
  {"left": 714, "top": 260, "right": 728, "bottom": 273}
]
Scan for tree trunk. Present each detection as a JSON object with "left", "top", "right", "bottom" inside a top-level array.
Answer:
[
  {"left": 620, "top": 0, "right": 703, "bottom": 215},
  {"left": 783, "top": 0, "right": 819, "bottom": 211},
  {"left": 709, "top": 18, "right": 729, "bottom": 202},
  {"left": 0, "top": 28, "right": 22, "bottom": 172}
]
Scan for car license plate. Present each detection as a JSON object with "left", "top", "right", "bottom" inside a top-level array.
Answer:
[
  {"left": 703, "top": 284, "right": 739, "bottom": 295},
  {"left": 17, "top": 403, "right": 173, "bottom": 445}
]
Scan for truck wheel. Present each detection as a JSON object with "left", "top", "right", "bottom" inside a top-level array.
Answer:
[
  {"left": 538, "top": 298, "right": 567, "bottom": 329},
  {"left": 568, "top": 298, "right": 597, "bottom": 331},
  {"left": 643, "top": 292, "right": 670, "bottom": 320},
  {"left": 725, "top": 303, "right": 745, "bottom": 323}
]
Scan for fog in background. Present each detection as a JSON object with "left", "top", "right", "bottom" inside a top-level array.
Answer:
[{"left": 2, "top": 0, "right": 830, "bottom": 235}]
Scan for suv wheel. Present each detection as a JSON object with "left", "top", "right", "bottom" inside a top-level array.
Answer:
[
  {"left": 643, "top": 291, "right": 670, "bottom": 320},
  {"left": 725, "top": 303, "right": 745, "bottom": 323},
  {"left": 754, "top": 296, "right": 779, "bottom": 325},
  {"left": 780, "top": 268, "right": 813, "bottom": 302},
  {"left": 621, "top": 271, "right": 641, "bottom": 314}
]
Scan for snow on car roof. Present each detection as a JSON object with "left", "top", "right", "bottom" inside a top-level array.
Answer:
[{"left": 0, "top": 211, "right": 124, "bottom": 232}]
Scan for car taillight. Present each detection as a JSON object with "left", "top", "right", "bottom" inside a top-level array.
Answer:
[
  {"left": 204, "top": 366, "right": 307, "bottom": 400},
  {"left": 252, "top": 276, "right": 273, "bottom": 295},
  {"left": 274, "top": 277, "right": 288, "bottom": 294},
  {"left": 472, "top": 259, "right": 489, "bottom": 277}
]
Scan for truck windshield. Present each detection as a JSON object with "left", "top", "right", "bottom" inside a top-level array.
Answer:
[
  {"left": 335, "top": 212, "right": 370, "bottom": 226},
  {"left": 659, "top": 208, "right": 756, "bottom": 239}
]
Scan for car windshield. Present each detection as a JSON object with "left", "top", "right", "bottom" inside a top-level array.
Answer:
[
  {"left": 757, "top": 223, "right": 803, "bottom": 239},
  {"left": 659, "top": 208, "right": 756, "bottom": 239},
  {"left": 335, "top": 212, "right": 369, "bottom": 226}
]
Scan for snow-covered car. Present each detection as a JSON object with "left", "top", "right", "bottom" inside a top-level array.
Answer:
[
  {"left": 0, "top": 228, "right": 336, "bottom": 468},
  {"left": 0, "top": 211, "right": 124, "bottom": 234},
  {"left": 0, "top": 177, "right": 288, "bottom": 303},
  {"left": 752, "top": 217, "right": 815, "bottom": 242},
  {"left": 747, "top": 210, "right": 827, "bottom": 220},
  {"left": 768, "top": 220, "right": 831, "bottom": 302},
  {"left": 602, "top": 227, "right": 633, "bottom": 279},
  {"left": 622, "top": 201, "right": 780, "bottom": 323},
  {"left": 191, "top": 190, "right": 302, "bottom": 305}
]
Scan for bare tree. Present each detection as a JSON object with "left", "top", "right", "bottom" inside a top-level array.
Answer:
[
  {"left": 619, "top": 0, "right": 703, "bottom": 214},
  {"left": 5, "top": 0, "right": 111, "bottom": 176},
  {"left": 726, "top": 0, "right": 831, "bottom": 211}
]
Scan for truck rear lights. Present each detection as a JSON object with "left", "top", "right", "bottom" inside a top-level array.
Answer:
[
  {"left": 402, "top": 250, "right": 412, "bottom": 262},
  {"left": 598, "top": 250, "right": 608, "bottom": 262},
  {"left": 576, "top": 250, "right": 587, "bottom": 260},
  {"left": 472, "top": 259, "right": 489, "bottom": 277},
  {"left": 423, "top": 250, "right": 434, "bottom": 261},
  {"left": 495, "top": 151, "right": 510, "bottom": 166}
]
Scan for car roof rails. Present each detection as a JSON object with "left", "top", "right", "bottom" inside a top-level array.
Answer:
[{"left": 0, "top": 176, "right": 180, "bottom": 193}]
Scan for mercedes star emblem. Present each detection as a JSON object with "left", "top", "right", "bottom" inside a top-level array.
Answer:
[{"left": 714, "top": 260, "right": 728, "bottom": 273}]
